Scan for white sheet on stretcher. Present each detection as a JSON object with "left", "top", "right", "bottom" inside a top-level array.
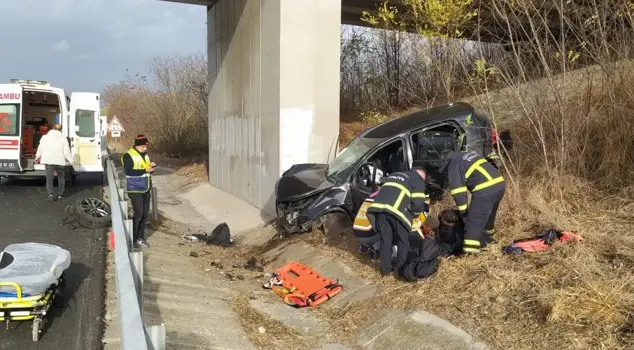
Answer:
[{"left": 0, "top": 243, "right": 71, "bottom": 296}]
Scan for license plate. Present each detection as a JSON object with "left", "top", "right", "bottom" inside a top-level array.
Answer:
[{"left": 0, "top": 159, "right": 19, "bottom": 171}]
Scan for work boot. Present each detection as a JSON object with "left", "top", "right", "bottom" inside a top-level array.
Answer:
[
  {"left": 46, "top": 194, "right": 55, "bottom": 202},
  {"left": 135, "top": 238, "right": 150, "bottom": 248}
]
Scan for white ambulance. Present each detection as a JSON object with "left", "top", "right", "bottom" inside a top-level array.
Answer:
[{"left": 0, "top": 79, "right": 105, "bottom": 180}]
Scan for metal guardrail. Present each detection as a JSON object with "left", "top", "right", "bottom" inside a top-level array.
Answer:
[{"left": 106, "top": 157, "right": 166, "bottom": 350}]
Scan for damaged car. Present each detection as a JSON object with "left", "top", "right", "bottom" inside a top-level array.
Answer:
[{"left": 274, "top": 102, "right": 512, "bottom": 237}]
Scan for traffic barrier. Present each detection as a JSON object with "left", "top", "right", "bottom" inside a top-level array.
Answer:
[{"left": 106, "top": 155, "right": 165, "bottom": 350}]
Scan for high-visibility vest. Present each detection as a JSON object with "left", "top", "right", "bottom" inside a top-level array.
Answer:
[{"left": 121, "top": 148, "right": 151, "bottom": 193}]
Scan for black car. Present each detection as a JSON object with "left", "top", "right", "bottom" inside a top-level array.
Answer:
[{"left": 274, "top": 102, "right": 511, "bottom": 237}]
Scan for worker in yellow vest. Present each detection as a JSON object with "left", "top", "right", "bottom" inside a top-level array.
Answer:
[{"left": 121, "top": 134, "right": 156, "bottom": 248}]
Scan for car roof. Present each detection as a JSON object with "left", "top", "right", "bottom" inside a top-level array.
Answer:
[{"left": 360, "top": 101, "right": 475, "bottom": 141}]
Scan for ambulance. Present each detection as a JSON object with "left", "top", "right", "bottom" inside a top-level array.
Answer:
[{"left": 0, "top": 79, "right": 106, "bottom": 180}]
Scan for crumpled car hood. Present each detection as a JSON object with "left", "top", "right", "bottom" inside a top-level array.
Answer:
[{"left": 276, "top": 164, "right": 334, "bottom": 202}]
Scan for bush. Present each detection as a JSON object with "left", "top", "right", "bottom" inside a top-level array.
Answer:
[{"left": 103, "top": 53, "right": 208, "bottom": 157}]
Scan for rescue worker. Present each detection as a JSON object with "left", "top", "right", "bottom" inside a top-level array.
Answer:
[
  {"left": 438, "top": 150, "right": 505, "bottom": 254},
  {"left": 353, "top": 190, "right": 430, "bottom": 259},
  {"left": 365, "top": 161, "right": 429, "bottom": 276},
  {"left": 121, "top": 134, "right": 156, "bottom": 248}
]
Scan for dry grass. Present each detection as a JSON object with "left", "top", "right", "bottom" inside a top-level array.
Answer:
[
  {"left": 228, "top": 297, "right": 310, "bottom": 349},
  {"left": 327, "top": 83, "right": 634, "bottom": 349},
  {"left": 173, "top": 162, "right": 208, "bottom": 184},
  {"left": 257, "top": 178, "right": 634, "bottom": 349}
]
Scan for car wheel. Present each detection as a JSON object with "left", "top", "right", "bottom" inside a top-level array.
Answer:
[
  {"left": 74, "top": 197, "right": 112, "bottom": 229},
  {"left": 320, "top": 211, "right": 352, "bottom": 245}
]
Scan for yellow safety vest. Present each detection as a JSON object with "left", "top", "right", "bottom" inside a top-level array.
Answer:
[{"left": 121, "top": 148, "right": 151, "bottom": 193}]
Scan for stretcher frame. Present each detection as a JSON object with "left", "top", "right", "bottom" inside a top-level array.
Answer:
[{"left": 0, "top": 273, "right": 64, "bottom": 342}]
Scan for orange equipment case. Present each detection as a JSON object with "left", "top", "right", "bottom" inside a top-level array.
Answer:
[{"left": 272, "top": 261, "right": 343, "bottom": 308}]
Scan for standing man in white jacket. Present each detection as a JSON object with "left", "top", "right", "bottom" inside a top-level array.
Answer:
[{"left": 35, "top": 124, "right": 74, "bottom": 201}]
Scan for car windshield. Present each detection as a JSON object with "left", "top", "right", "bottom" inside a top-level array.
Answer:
[{"left": 326, "top": 136, "right": 380, "bottom": 183}]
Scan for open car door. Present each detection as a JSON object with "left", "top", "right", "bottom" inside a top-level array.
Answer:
[
  {"left": 0, "top": 85, "right": 23, "bottom": 172},
  {"left": 69, "top": 92, "right": 103, "bottom": 172}
]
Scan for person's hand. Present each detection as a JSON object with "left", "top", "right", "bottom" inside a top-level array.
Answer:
[
  {"left": 150, "top": 162, "right": 157, "bottom": 167},
  {"left": 35, "top": 157, "right": 40, "bottom": 164},
  {"left": 146, "top": 167, "right": 155, "bottom": 173}
]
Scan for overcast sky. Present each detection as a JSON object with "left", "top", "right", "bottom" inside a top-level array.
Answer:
[{"left": 0, "top": 0, "right": 206, "bottom": 93}]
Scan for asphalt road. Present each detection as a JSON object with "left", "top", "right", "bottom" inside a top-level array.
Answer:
[{"left": 0, "top": 173, "right": 106, "bottom": 349}]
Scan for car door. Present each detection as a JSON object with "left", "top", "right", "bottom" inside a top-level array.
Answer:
[
  {"left": 69, "top": 92, "right": 103, "bottom": 172},
  {"left": 408, "top": 122, "right": 462, "bottom": 196}
]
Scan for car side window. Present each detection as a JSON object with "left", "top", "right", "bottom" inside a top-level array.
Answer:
[{"left": 411, "top": 124, "right": 460, "bottom": 161}]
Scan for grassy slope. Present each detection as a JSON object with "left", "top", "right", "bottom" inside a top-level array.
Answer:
[{"left": 337, "top": 62, "right": 634, "bottom": 350}]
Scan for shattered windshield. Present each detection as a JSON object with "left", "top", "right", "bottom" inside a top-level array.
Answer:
[{"left": 326, "top": 136, "right": 380, "bottom": 184}]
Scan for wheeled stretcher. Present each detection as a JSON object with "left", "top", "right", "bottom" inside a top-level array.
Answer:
[{"left": 0, "top": 243, "right": 71, "bottom": 342}]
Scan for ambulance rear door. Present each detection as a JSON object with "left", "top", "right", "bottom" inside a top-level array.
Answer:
[
  {"left": 69, "top": 92, "right": 103, "bottom": 172},
  {"left": 0, "top": 85, "right": 23, "bottom": 172}
]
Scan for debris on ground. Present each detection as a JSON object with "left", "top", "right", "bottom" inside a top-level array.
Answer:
[
  {"left": 210, "top": 260, "right": 224, "bottom": 269},
  {"left": 234, "top": 257, "right": 264, "bottom": 272},
  {"left": 182, "top": 222, "right": 233, "bottom": 246},
  {"left": 226, "top": 272, "right": 244, "bottom": 281},
  {"left": 503, "top": 228, "right": 583, "bottom": 254},
  {"left": 189, "top": 251, "right": 199, "bottom": 258}
]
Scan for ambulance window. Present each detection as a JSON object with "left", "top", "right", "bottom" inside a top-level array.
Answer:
[
  {"left": 0, "top": 104, "right": 19, "bottom": 136},
  {"left": 75, "top": 109, "right": 96, "bottom": 137}
]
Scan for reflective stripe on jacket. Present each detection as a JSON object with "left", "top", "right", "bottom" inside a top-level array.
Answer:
[
  {"left": 443, "top": 151, "right": 504, "bottom": 215},
  {"left": 367, "top": 170, "right": 428, "bottom": 229},
  {"left": 121, "top": 148, "right": 151, "bottom": 193},
  {"left": 353, "top": 198, "right": 374, "bottom": 232}
]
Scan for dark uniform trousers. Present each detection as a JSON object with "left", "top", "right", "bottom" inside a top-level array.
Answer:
[
  {"left": 129, "top": 191, "right": 151, "bottom": 240},
  {"left": 465, "top": 181, "right": 505, "bottom": 248},
  {"left": 442, "top": 151, "right": 506, "bottom": 254}
]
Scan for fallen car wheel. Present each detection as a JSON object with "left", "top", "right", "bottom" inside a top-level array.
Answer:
[{"left": 74, "top": 197, "right": 112, "bottom": 229}]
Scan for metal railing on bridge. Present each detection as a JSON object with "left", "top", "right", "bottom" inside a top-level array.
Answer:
[{"left": 106, "top": 155, "right": 165, "bottom": 350}]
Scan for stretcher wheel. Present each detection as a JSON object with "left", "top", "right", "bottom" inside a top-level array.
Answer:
[{"left": 32, "top": 318, "right": 43, "bottom": 342}]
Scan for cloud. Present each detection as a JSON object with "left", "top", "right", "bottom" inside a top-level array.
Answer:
[
  {"left": 0, "top": 1, "right": 206, "bottom": 92},
  {"left": 51, "top": 39, "right": 70, "bottom": 52}
]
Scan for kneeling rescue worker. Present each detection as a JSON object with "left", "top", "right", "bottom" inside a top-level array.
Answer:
[
  {"left": 439, "top": 151, "right": 505, "bottom": 254},
  {"left": 365, "top": 161, "right": 429, "bottom": 276},
  {"left": 353, "top": 189, "right": 429, "bottom": 260}
]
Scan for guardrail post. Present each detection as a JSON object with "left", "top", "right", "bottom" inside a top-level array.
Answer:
[
  {"left": 151, "top": 187, "right": 159, "bottom": 223},
  {"left": 125, "top": 219, "right": 134, "bottom": 248},
  {"left": 146, "top": 324, "right": 166, "bottom": 350},
  {"left": 130, "top": 251, "right": 144, "bottom": 318}
]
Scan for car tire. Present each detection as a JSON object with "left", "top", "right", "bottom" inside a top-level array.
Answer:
[
  {"left": 320, "top": 210, "right": 352, "bottom": 245},
  {"left": 74, "top": 197, "right": 112, "bottom": 229}
]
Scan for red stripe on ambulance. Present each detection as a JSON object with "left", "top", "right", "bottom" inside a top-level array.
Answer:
[{"left": 0, "top": 140, "right": 18, "bottom": 146}]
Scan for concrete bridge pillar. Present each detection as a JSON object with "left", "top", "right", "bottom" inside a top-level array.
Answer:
[{"left": 207, "top": 0, "right": 341, "bottom": 216}]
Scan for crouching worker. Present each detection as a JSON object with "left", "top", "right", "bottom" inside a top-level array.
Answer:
[
  {"left": 364, "top": 161, "right": 430, "bottom": 277},
  {"left": 353, "top": 190, "right": 430, "bottom": 261},
  {"left": 438, "top": 151, "right": 506, "bottom": 255}
]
